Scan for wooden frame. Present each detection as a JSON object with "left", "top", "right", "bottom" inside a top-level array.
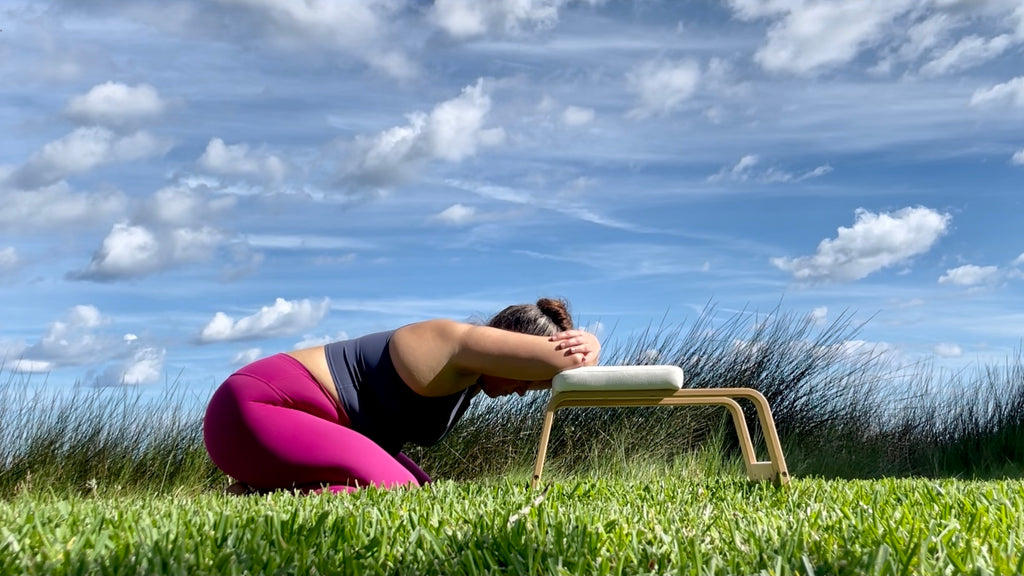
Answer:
[{"left": 531, "top": 387, "right": 790, "bottom": 487}]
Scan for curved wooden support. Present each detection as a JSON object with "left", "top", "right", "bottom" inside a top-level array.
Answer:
[{"left": 531, "top": 387, "right": 790, "bottom": 488}]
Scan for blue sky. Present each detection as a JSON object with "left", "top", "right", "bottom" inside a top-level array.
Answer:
[{"left": 2, "top": 0, "right": 1023, "bottom": 393}]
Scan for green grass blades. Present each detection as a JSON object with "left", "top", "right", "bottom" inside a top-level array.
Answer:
[{"left": 2, "top": 477, "right": 1022, "bottom": 576}]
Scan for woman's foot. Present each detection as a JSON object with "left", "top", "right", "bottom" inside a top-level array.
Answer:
[{"left": 225, "top": 481, "right": 255, "bottom": 495}]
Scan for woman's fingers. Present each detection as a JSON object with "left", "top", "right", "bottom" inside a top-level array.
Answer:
[
  {"left": 549, "top": 330, "right": 583, "bottom": 341},
  {"left": 551, "top": 330, "right": 601, "bottom": 364}
]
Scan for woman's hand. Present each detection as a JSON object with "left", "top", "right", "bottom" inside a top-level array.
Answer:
[{"left": 550, "top": 330, "right": 601, "bottom": 366}]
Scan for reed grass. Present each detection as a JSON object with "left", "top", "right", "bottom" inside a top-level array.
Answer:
[{"left": 1, "top": 304, "right": 1022, "bottom": 498}]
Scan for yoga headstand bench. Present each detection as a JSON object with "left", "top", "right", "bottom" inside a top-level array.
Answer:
[{"left": 531, "top": 365, "right": 790, "bottom": 487}]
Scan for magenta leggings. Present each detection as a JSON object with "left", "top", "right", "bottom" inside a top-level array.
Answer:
[{"left": 203, "top": 353, "right": 430, "bottom": 493}]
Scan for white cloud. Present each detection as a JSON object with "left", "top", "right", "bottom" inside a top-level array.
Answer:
[
  {"left": 835, "top": 339, "right": 895, "bottom": 358},
  {"left": 74, "top": 223, "right": 160, "bottom": 279},
  {"left": 231, "top": 348, "right": 263, "bottom": 366},
  {"left": 561, "top": 105, "right": 595, "bottom": 127},
  {"left": 198, "top": 138, "right": 287, "bottom": 183},
  {"left": 15, "top": 305, "right": 124, "bottom": 370},
  {"left": 0, "top": 181, "right": 126, "bottom": 233},
  {"left": 730, "top": 1, "right": 1022, "bottom": 76},
  {"left": 99, "top": 346, "right": 166, "bottom": 386},
  {"left": 433, "top": 203, "right": 477, "bottom": 225},
  {"left": 431, "top": 0, "right": 593, "bottom": 38},
  {"left": 198, "top": 297, "right": 331, "bottom": 343},
  {"left": 1014, "top": 253, "right": 1024, "bottom": 266},
  {"left": 810, "top": 306, "right": 828, "bottom": 326},
  {"left": 223, "top": 0, "right": 416, "bottom": 78},
  {"left": 938, "top": 264, "right": 1000, "bottom": 286},
  {"left": 1012, "top": 149, "right": 1024, "bottom": 165},
  {"left": 142, "top": 184, "right": 237, "bottom": 227},
  {"left": 293, "top": 331, "right": 349, "bottom": 349},
  {"left": 70, "top": 222, "right": 227, "bottom": 282},
  {"left": 343, "top": 79, "right": 505, "bottom": 187},
  {"left": 708, "top": 154, "right": 831, "bottom": 183},
  {"left": 63, "top": 82, "right": 167, "bottom": 128},
  {"left": 729, "top": 0, "right": 914, "bottom": 75},
  {"left": 970, "top": 76, "right": 1024, "bottom": 108},
  {"left": 627, "top": 59, "right": 701, "bottom": 119},
  {"left": 772, "top": 206, "right": 951, "bottom": 283},
  {"left": 920, "top": 33, "right": 1013, "bottom": 76},
  {"left": 0, "top": 247, "right": 19, "bottom": 274},
  {"left": 934, "top": 342, "right": 963, "bottom": 358},
  {"left": 12, "top": 359, "right": 53, "bottom": 374},
  {"left": 9, "top": 127, "right": 171, "bottom": 189}
]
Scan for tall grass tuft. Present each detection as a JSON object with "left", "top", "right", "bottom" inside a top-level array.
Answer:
[
  {"left": 2, "top": 304, "right": 1023, "bottom": 497},
  {"left": 0, "top": 369, "right": 218, "bottom": 497},
  {"left": 414, "top": 304, "right": 1024, "bottom": 481}
]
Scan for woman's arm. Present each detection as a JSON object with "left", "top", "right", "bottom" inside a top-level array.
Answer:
[
  {"left": 389, "top": 319, "right": 600, "bottom": 396},
  {"left": 453, "top": 323, "right": 600, "bottom": 378}
]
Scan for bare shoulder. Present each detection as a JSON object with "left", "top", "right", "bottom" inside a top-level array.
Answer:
[
  {"left": 389, "top": 319, "right": 477, "bottom": 396},
  {"left": 392, "top": 318, "right": 471, "bottom": 343}
]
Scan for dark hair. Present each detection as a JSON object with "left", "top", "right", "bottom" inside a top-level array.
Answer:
[{"left": 487, "top": 297, "right": 574, "bottom": 337}]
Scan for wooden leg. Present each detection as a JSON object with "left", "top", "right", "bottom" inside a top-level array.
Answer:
[
  {"left": 531, "top": 405, "right": 557, "bottom": 489},
  {"left": 741, "top": 391, "right": 790, "bottom": 485}
]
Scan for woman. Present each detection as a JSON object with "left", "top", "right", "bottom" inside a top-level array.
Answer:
[{"left": 203, "top": 298, "right": 600, "bottom": 493}]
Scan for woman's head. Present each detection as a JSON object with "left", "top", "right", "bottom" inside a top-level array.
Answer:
[
  {"left": 480, "top": 298, "right": 574, "bottom": 397},
  {"left": 487, "top": 297, "right": 573, "bottom": 337}
]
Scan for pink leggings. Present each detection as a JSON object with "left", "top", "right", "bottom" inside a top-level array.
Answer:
[{"left": 203, "top": 353, "right": 430, "bottom": 493}]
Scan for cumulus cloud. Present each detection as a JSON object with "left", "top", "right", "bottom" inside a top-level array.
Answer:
[
  {"left": 729, "top": 1, "right": 1023, "bottom": 76},
  {"left": 219, "top": 0, "right": 416, "bottom": 78},
  {"left": 342, "top": 79, "right": 505, "bottom": 188},
  {"left": 293, "top": 331, "right": 349, "bottom": 349},
  {"left": 11, "top": 305, "right": 154, "bottom": 374},
  {"left": 1014, "top": 253, "right": 1024, "bottom": 267},
  {"left": 98, "top": 345, "right": 166, "bottom": 386},
  {"left": 934, "top": 342, "right": 963, "bottom": 358},
  {"left": 561, "top": 105, "right": 595, "bottom": 127},
  {"left": 198, "top": 138, "right": 287, "bottom": 183},
  {"left": 0, "top": 181, "right": 127, "bottom": 233},
  {"left": 68, "top": 180, "right": 242, "bottom": 282},
  {"left": 729, "top": 0, "right": 913, "bottom": 75},
  {"left": 626, "top": 59, "right": 701, "bottom": 119},
  {"left": 970, "top": 76, "right": 1024, "bottom": 108},
  {"left": 7, "top": 127, "right": 171, "bottom": 189},
  {"left": 938, "top": 264, "right": 1000, "bottom": 286},
  {"left": 1011, "top": 149, "right": 1024, "bottom": 165},
  {"left": 430, "top": 0, "right": 601, "bottom": 38},
  {"left": 920, "top": 33, "right": 1014, "bottom": 76},
  {"left": 10, "top": 304, "right": 166, "bottom": 384},
  {"left": 231, "top": 347, "right": 263, "bottom": 366},
  {"left": 69, "top": 222, "right": 226, "bottom": 282},
  {"left": 433, "top": 203, "right": 477, "bottom": 225},
  {"left": 141, "top": 184, "right": 237, "bottom": 227},
  {"left": 810, "top": 306, "right": 828, "bottom": 326},
  {"left": 198, "top": 297, "right": 330, "bottom": 343},
  {"left": 0, "top": 247, "right": 19, "bottom": 274},
  {"left": 707, "top": 154, "right": 832, "bottom": 183},
  {"left": 63, "top": 82, "right": 167, "bottom": 128},
  {"left": 772, "top": 206, "right": 951, "bottom": 283}
]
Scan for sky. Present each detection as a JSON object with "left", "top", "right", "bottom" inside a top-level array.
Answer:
[{"left": 1, "top": 0, "right": 1023, "bottom": 395}]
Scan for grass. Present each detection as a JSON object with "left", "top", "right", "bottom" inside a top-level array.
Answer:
[{"left": 2, "top": 474, "right": 1023, "bottom": 575}]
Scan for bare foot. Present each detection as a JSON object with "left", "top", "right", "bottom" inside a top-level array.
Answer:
[{"left": 225, "top": 481, "right": 254, "bottom": 496}]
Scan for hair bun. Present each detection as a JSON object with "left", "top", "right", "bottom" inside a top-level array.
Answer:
[{"left": 536, "top": 297, "right": 573, "bottom": 331}]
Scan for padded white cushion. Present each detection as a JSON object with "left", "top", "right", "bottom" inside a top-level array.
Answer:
[{"left": 552, "top": 365, "right": 684, "bottom": 393}]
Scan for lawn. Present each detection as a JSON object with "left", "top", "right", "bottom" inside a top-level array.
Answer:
[{"left": 2, "top": 475, "right": 1022, "bottom": 575}]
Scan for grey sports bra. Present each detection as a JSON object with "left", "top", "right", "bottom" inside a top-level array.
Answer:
[{"left": 324, "top": 330, "right": 474, "bottom": 455}]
